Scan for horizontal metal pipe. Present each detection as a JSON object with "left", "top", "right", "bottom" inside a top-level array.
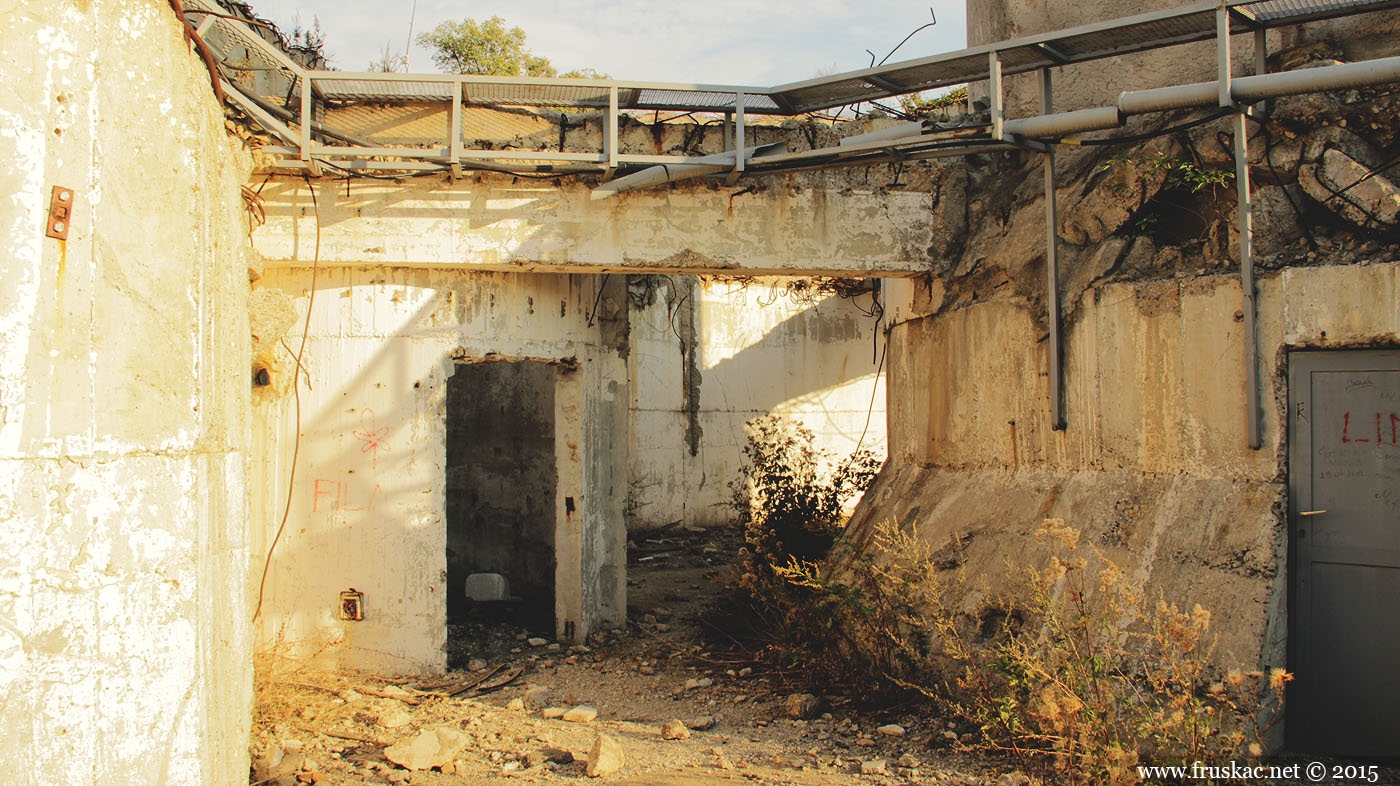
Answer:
[
  {"left": 1117, "top": 81, "right": 1218, "bottom": 114},
  {"left": 1003, "top": 105, "right": 1121, "bottom": 138},
  {"left": 1006, "top": 55, "right": 1400, "bottom": 140},
  {"left": 839, "top": 121, "right": 927, "bottom": 147},
  {"left": 1232, "top": 55, "right": 1400, "bottom": 100},
  {"left": 591, "top": 143, "right": 784, "bottom": 200}
]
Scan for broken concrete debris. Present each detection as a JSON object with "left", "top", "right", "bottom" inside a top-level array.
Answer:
[
  {"left": 1299, "top": 146, "right": 1400, "bottom": 228},
  {"left": 383, "top": 726, "right": 471, "bottom": 771},
  {"left": 661, "top": 719, "right": 692, "bottom": 740},
  {"left": 784, "top": 692, "right": 825, "bottom": 720},
  {"left": 586, "top": 732, "right": 626, "bottom": 777},
  {"left": 562, "top": 705, "right": 599, "bottom": 723}
]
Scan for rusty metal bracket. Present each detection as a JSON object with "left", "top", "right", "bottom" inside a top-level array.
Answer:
[{"left": 46, "top": 186, "right": 74, "bottom": 240}]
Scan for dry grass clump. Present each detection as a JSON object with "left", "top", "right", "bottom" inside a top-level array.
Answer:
[{"left": 748, "top": 514, "right": 1289, "bottom": 785}]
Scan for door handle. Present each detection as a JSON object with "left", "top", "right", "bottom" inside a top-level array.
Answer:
[{"left": 1299, "top": 510, "right": 1327, "bottom": 517}]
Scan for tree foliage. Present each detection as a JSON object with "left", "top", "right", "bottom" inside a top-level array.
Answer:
[{"left": 417, "top": 16, "right": 558, "bottom": 77}]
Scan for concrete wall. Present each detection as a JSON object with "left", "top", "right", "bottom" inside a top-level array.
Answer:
[
  {"left": 0, "top": 1, "right": 253, "bottom": 784},
  {"left": 250, "top": 261, "right": 628, "bottom": 672},
  {"left": 851, "top": 258, "right": 1400, "bottom": 670},
  {"left": 628, "top": 277, "right": 888, "bottom": 529}
]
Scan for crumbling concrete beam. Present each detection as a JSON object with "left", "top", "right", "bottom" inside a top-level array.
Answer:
[{"left": 252, "top": 175, "right": 937, "bottom": 278}]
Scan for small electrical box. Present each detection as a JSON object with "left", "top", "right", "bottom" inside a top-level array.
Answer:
[{"left": 339, "top": 588, "right": 364, "bottom": 621}]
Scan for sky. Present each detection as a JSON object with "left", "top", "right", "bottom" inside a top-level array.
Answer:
[{"left": 256, "top": 0, "right": 969, "bottom": 88}]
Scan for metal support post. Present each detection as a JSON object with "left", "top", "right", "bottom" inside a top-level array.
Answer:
[
  {"left": 450, "top": 82, "right": 464, "bottom": 179},
  {"left": 736, "top": 93, "right": 746, "bottom": 168},
  {"left": 1042, "top": 68, "right": 1065, "bottom": 431},
  {"left": 1253, "top": 27, "right": 1269, "bottom": 112},
  {"left": 299, "top": 74, "right": 320, "bottom": 176},
  {"left": 1217, "top": 2, "right": 1234, "bottom": 107},
  {"left": 606, "top": 86, "right": 619, "bottom": 178},
  {"left": 1233, "top": 110, "right": 1262, "bottom": 450},
  {"left": 989, "top": 51, "right": 1004, "bottom": 140},
  {"left": 728, "top": 92, "right": 747, "bottom": 184}
]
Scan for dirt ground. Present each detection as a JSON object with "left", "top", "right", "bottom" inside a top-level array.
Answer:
[
  {"left": 250, "top": 529, "right": 1400, "bottom": 786},
  {"left": 250, "top": 529, "right": 1025, "bottom": 786}
]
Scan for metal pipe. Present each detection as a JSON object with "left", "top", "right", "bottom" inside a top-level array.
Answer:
[
  {"left": 1117, "top": 81, "right": 1219, "bottom": 115},
  {"left": 839, "top": 121, "right": 927, "bottom": 147},
  {"left": 1042, "top": 68, "right": 1066, "bottom": 431},
  {"left": 590, "top": 143, "right": 783, "bottom": 200},
  {"left": 1232, "top": 56, "right": 1400, "bottom": 99},
  {"left": 1004, "top": 105, "right": 1121, "bottom": 139},
  {"left": 1234, "top": 111, "right": 1262, "bottom": 449},
  {"left": 1006, "top": 55, "right": 1400, "bottom": 139}
]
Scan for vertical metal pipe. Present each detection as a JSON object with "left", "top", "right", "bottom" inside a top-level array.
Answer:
[
  {"left": 450, "top": 79, "right": 464, "bottom": 177},
  {"left": 1217, "top": 3, "right": 1234, "bottom": 107},
  {"left": 1234, "top": 111, "right": 1262, "bottom": 450},
  {"left": 735, "top": 92, "right": 747, "bottom": 173},
  {"left": 300, "top": 73, "right": 313, "bottom": 162},
  {"left": 606, "top": 85, "right": 619, "bottom": 174},
  {"left": 1253, "top": 26, "right": 1269, "bottom": 112},
  {"left": 1042, "top": 68, "right": 1066, "bottom": 431},
  {"left": 989, "top": 50, "right": 1004, "bottom": 140}
]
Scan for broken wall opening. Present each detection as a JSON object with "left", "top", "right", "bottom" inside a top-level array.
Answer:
[{"left": 445, "top": 360, "right": 558, "bottom": 633}]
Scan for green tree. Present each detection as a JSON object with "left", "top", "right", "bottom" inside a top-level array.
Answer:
[{"left": 417, "top": 16, "right": 558, "bottom": 77}]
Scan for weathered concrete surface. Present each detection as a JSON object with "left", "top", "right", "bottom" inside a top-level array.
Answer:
[
  {"left": 852, "top": 259, "right": 1400, "bottom": 671},
  {"left": 0, "top": 1, "right": 253, "bottom": 784},
  {"left": 249, "top": 268, "right": 627, "bottom": 671},
  {"left": 628, "top": 277, "right": 887, "bottom": 529},
  {"left": 249, "top": 173, "right": 937, "bottom": 277}
]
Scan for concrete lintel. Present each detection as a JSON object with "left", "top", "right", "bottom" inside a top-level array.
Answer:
[{"left": 251, "top": 175, "right": 937, "bottom": 278}]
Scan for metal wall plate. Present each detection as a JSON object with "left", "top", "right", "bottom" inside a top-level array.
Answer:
[{"left": 46, "top": 186, "right": 74, "bottom": 240}]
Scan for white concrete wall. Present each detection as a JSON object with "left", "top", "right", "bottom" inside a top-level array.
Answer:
[
  {"left": 0, "top": 1, "right": 253, "bottom": 784},
  {"left": 628, "top": 277, "right": 887, "bottom": 529},
  {"left": 250, "top": 261, "right": 627, "bottom": 672}
]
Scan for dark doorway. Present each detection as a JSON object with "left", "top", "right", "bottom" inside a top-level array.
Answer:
[
  {"left": 1287, "top": 349, "right": 1400, "bottom": 757},
  {"left": 445, "top": 361, "right": 558, "bottom": 631}
]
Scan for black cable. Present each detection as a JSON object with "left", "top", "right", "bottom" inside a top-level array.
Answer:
[
  {"left": 1247, "top": 115, "right": 1316, "bottom": 248},
  {"left": 1307, "top": 144, "right": 1399, "bottom": 230},
  {"left": 585, "top": 274, "right": 612, "bottom": 327}
]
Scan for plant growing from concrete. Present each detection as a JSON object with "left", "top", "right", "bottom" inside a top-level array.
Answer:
[
  {"left": 724, "top": 415, "right": 880, "bottom": 670},
  {"left": 1101, "top": 150, "right": 1236, "bottom": 244}
]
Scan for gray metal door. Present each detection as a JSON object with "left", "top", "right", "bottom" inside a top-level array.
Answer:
[{"left": 1288, "top": 349, "right": 1400, "bottom": 757}]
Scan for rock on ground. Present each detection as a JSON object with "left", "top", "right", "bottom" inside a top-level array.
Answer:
[
  {"left": 383, "top": 727, "right": 470, "bottom": 771},
  {"left": 784, "top": 693, "right": 824, "bottom": 720},
  {"left": 564, "top": 705, "right": 599, "bottom": 723},
  {"left": 661, "top": 719, "right": 692, "bottom": 740},
  {"left": 587, "top": 732, "right": 625, "bottom": 777}
]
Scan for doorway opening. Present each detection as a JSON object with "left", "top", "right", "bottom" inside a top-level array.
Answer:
[{"left": 445, "top": 360, "right": 559, "bottom": 643}]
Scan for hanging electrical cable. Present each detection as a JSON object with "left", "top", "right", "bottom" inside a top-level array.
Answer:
[{"left": 253, "top": 175, "right": 321, "bottom": 623}]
